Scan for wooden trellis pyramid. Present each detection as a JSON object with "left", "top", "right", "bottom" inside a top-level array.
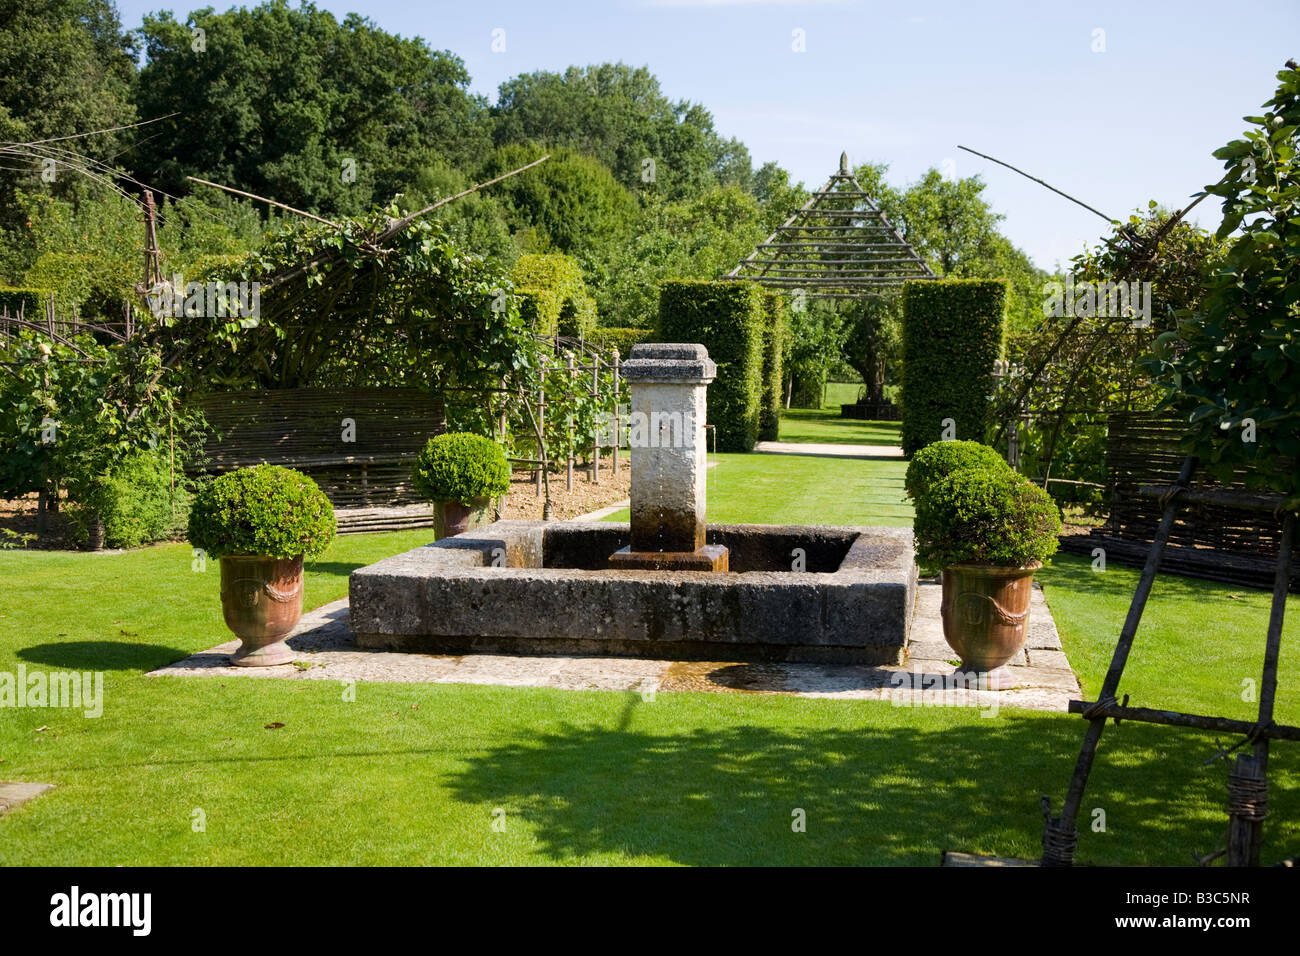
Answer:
[
  {"left": 725, "top": 152, "right": 935, "bottom": 298},
  {"left": 1041, "top": 456, "right": 1299, "bottom": 866}
]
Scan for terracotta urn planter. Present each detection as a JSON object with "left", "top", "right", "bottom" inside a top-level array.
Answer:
[
  {"left": 433, "top": 497, "right": 496, "bottom": 539},
  {"left": 219, "top": 554, "right": 304, "bottom": 666},
  {"left": 939, "top": 561, "right": 1040, "bottom": 690}
]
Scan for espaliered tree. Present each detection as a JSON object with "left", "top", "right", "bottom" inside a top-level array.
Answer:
[
  {"left": 1144, "top": 62, "right": 1300, "bottom": 506},
  {"left": 151, "top": 203, "right": 540, "bottom": 404}
]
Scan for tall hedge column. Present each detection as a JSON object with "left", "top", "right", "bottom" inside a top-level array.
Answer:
[
  {"left": 657, "top": 280, "right": 764, "bottom": 452},
  {"left": 900, "top": 279, "right": 1007, "bottom": 456}
]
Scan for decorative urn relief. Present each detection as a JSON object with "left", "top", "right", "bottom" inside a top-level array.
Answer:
[
  {"left": 939, "top": 561, "right": 1040, "bottom": 689},
  {"left": 219, "top": 555, "right": 305, "bottom": 666}
]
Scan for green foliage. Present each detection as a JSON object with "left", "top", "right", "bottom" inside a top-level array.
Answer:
[
  {"left": 1143, "top": 64, "right": 1300, "bottom": 503},
  {"left": 485, "top": 144, "right": 639, "bottom": 260},
  {"left": 133, "top": 1, "right": 488, "bottom": 216},
  {"left": 998, "top": 207, "right": 1225, "bottom": 492},
  {"left": 786, "top": 300, "right": 851, "bottom": 409},
  {"left": 759, "top": 292, "right": 786, "bottom": 442},
  {"left": 914, "top": 467, "right": 1061, "bottom": 568},
  {"left": 510, "top": 253, "right": 595, "bottom": 337},
  {"left": 69, "top": 449, "right": 188, "bottom": 549},
  {"left": 411, "top": 433, "right": 510, "bottom": 505},
  {"left": 585, "top": 326, "right": 654, "bottom": 357},
  {"left": 904, "top": 439, "right": 1011, "bottom": 503},
  {"left": 0, "top": 330, "right": 198, "bottom": 508},
  {"left": 0, "top": 0, "right": 138, "bottom": 231},
  {"left": 597, "top": 185, "right": 769, "bottom": 328},
  {"left": 522, "top": 345, "right": 626, "bottom": 468},
  {"left": 152, "top": 203, "right": 539, "bottom": 396},
  {"left": 843, "top": 293, "right": 902, "bottom": 405},
  {"left": 2, "top": 189, "right": 269, "bottom": 321},
  {"left": 0, "top": 286, "right": 49, "bottom": 315},
  {"left": 491, "top": 63, "right": 751, "bottom": 200},
  {"left": 900, "top": 279, "right": 1006, "bottom": 455},
  {"left": 187, "top": 464, "right": 336, "bottom": 559},
  {"left": 403, "top": 157, "right": 518, "bottom": 264},
  {"left": 657, "top": 280, "right": 763, "bottom": 452},
  {"left": 853, "top": 163, "right": 1045, "bottom": 338}
]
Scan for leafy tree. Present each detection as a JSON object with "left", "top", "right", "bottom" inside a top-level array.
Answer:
[
  {"left": 842, "top": 294, "right": 902, "bottom": 404},
  {"left": 483, "top": 144, "right": 638, "bottom": 259},
  {"left": 403, "top": 159, "right": 518, "bottom": 265},
  {"left": 996, "top": 206, "right": 1224, "bottom": 497},
  {"left": 786, "top": 300, "right": 851, "bottom": 408},
  {"left": 751, "top": 161, "right": 810, "bottom": 234},
  {"left": 132, "top": 1, "right": 489, "bottom": 216},
  {"left": 491, "top": 63, "right": 750, "bottom": 200},
  {"left": 597, "top": 185, "right": 768, "bottom": 328},
  {"left": 1145, "top": 62, "right": 1300, "bottom": 502},
  {"left": 4, "top": 188, "right": 270, "bottom": 321},
  {"left": 0, "top": 0, "right": 138, "bottom": 229},
  {"left": 854, "top": 162, "right": 1045, "bottom": 334},
  {"left": 0, "top": 330, "right": 197, "bottom": 527}
]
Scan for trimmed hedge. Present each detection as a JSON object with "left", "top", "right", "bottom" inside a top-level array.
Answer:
[
  {"left": 510, "top": 253, "right": 596, "bottom": 337},
  {"left": 759, "top": 291, "right": 786, "bottom": 442},
  {"left": 904, "top": 439, "right": 1010, "bottom": 503},
  {"left": 587, "top": 325, "right": 655, "bottom": 357},
  {"left": 658, "top": 280, "right": 764, "bottom": 452},
  {"left": 900, "top": 279, "right": 1006, "bottom": 456},
  {"left": 188, "top": 465, "right": 336, "bottom": 559},
  {"left": 914, "top": 466, "right": 1061, "bottom": 568},
  {"left": 0, "top": 287, "right": 51, "bottom": 316},
  {"left": 411, "top": 432, "right": 511, "bottom": 505}
]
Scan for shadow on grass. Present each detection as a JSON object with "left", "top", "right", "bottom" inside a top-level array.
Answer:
[
  {"left": 445, "top": 694, "right": 1261, "bottom": 866},
  {"left": 18, "top": 640, "right": 193, "bottom": 672}
]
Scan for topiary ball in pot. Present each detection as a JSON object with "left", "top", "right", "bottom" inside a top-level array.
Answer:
[
  {"left": 411, "top": 433, "right": 511, "bottom": 539},
  {"left": 914, "top": 467, "right": 1061, "bottom": 690},
  {"left": 904, "top": 439, "right": 1011, "bottom": 503},
  {"left": 188, "top": 465, "right": 337, "bottom": 667}
]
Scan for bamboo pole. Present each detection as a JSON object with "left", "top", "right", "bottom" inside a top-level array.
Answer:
[
  {"left": 591, "top": 354, "right": 600, "bottom": 484},
  {"left": 566, "top": 353, "right": 574, "bottom": 492},
  {"left": 612, "top": 351, "right": 621, "bottom": 475},
  {"left": 1042, "top": 455, "right": 1198, "bottom": 866}
]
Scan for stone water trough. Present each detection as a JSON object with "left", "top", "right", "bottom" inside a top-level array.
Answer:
[{"left": 349, "top": 344, "right": 917, "bottom": 664}]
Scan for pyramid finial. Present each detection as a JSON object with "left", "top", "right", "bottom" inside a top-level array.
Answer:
[{"left": 839, "top": 151, "right": 849, "bottom": 174}]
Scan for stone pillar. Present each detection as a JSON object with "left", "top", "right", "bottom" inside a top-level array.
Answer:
[{"left": 609, "top": 343, "right": 728, "bottom": 571}]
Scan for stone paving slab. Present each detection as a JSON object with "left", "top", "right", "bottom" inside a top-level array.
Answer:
[
  {"left": 0, "top": 781, "right": 55, "bottom": 816},
  {"left": 150, "top": 579, "right": 1080, "bottom": 712},
  {"left": 941, "top": 851, "right": 1036, "bottom": 867},
  {"left": 754, "top": 441, "right": 904, "bottom": 459}
]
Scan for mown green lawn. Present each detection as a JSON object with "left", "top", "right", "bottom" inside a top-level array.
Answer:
[
  {"left": 1, "top": 408, "right": 1297, "bottom": 865},
  {"left": 601, "top": 451, "right": 911, "bottom": 527}
]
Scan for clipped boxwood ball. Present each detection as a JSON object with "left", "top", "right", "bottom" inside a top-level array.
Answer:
[
  {"left": 188, "top": 464, "right": 337, "bottom": 559},
  {"left": 412, "top": 433, "right": 511, "bottom": 505},
  {"left": 904, "top": 439, "right": 1011, "bottom": 502},
  {"left": 914, "top": 467, "right": 1061, "bottom": 569}
]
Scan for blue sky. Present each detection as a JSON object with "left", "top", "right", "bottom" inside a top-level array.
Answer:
[{"left": 113, "top": 0, "right": 1299, "bottom": 270}]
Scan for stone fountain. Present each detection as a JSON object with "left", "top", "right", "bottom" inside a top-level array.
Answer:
[{"left": 349, "top": 343, "right": 917, "bottom": 663}]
